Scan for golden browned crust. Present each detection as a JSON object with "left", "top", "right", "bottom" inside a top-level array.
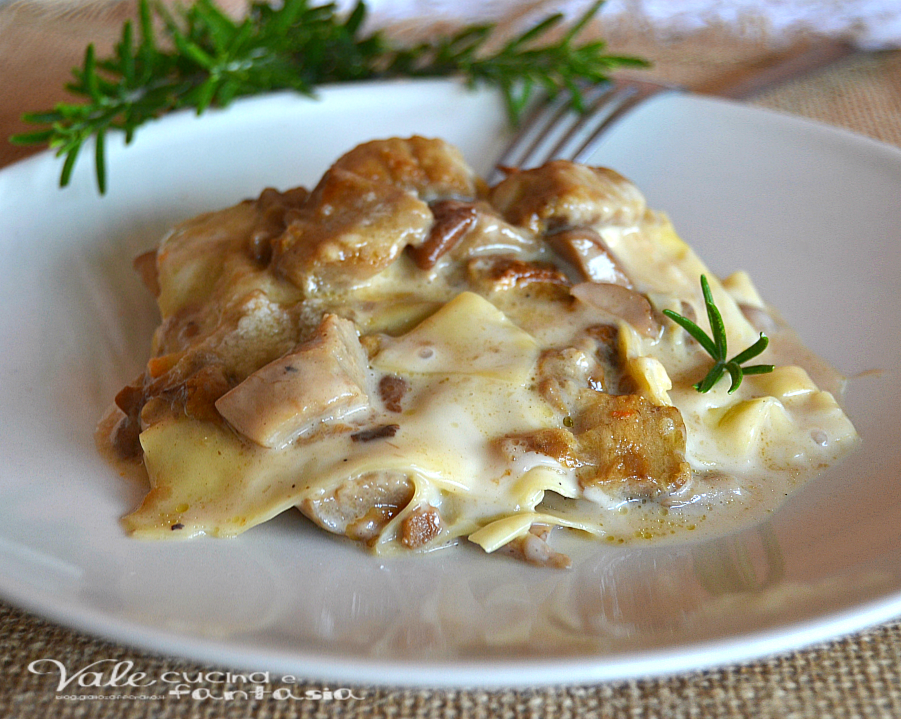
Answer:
[
  {"left": 489, "top": 162, "right": 647, "bottom": 233},
  {"left": 272, "top": 168, "right": 433, "bottom": 293},
  {"left": 575, "top": 393, "right": 691, "bottom": 498},
  {"left": 330, "top": 136, "right": 480, "bottom": 202}
]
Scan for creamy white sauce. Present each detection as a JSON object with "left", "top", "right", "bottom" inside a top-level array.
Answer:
[{"left": 100, "top": 154, "right": 859, "bottom": 563}]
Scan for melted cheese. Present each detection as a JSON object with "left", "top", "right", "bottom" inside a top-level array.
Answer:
[
  {"left": 372, "top": 292, "right": 539, "bottom": 382},
  {"left": 125, "top": 297, "right": 572, "bottom": 546}
]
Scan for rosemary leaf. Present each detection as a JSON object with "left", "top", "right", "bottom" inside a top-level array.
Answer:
[
  {"left": 11, "top": 0, "right": 647, "bottom": 193},
  {"left": 664, "top": 275, "right": 777, "bottom": 393}
]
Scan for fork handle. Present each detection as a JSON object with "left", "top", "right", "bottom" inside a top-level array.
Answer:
[{"left": 691, "top": 37, "right": 856, "bottom": 100}]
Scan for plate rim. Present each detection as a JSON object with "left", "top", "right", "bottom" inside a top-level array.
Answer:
[{"left": 2, "top": 78, "right": 901, "bottom": 687}]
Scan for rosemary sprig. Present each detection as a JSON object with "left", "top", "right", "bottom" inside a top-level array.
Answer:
[
  {"left": 663, "top": 275, "right": 775, "bottom": 393},
  {"left": 10, "top": 0, "right": 647, "bottom": 194}
]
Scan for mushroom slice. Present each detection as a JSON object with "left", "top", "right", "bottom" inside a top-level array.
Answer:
[
  {"left": 498, "top": 524, "right": 571, "bottom": 569},
  {"left": 547, "top": 228, "right": 633, "bottom": 286},
  {"left": 299, "top": 471, "right": 416, "bottom": 544},
  {"left": 408, "top": 200, "right": 479, "bottom": 269},
  {"left": 571, "top": 282, "right": 661, "bottom": 338},
  {"left": 215, "top": 315, "right": 371, "bottom": 448},
  {"left": 466, "top": 256, "right": 569, "bottom": 292},
  {"left": 535, "top": 344, "right": 608, "bottom": 414}
]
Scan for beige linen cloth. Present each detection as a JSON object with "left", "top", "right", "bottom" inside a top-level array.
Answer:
[{"left": 2, "top": 1, "right": 901, "bottom": 717}]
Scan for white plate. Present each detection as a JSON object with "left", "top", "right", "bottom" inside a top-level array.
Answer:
[{"left": 1, "top": 79, "right": 900, "bottom": 687}]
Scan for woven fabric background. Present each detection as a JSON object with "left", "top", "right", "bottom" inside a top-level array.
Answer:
[
  {"left": 2, "top": 2, "right": 901, "bottom": 716},
  {"left": 4, "top": 603, "right": 901, "bottom": 717}
]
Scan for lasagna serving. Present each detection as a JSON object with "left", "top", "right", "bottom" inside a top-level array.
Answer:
[{"left": 99, "top": 136, "right": 858, "bottom": 567}]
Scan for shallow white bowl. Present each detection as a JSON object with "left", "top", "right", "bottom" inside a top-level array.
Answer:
[{"left": 1, "top": 79, "right": 900, "bottom": 686}]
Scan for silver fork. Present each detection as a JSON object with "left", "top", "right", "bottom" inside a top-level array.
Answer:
[
  {"left": 489, "top": 37, "right": 856, "bottom": 184},
  {"left": 487, "top": 78, "right": 674, "bottom": 184}
]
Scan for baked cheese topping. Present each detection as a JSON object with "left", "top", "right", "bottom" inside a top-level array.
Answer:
[{"left": 99, "top": 136, "right": 858, "bottom": 567}]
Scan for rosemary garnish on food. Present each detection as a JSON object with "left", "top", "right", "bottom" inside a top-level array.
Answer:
[
  {"left": 663, "top": 275, "right": 774, "bottom": 393},
  {"left": 10, "top": 0, "right": 647, "bottom": 193}
]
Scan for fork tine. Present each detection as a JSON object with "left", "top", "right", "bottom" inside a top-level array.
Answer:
[
  {"left": 541, "top": 83, "right": 638, "bottom": 165},
  {"left": 489, "top": 79, "right": 673, "bottom": 183},
  {"left": 569, "top": 84, "right": 668, "bottom": 164},
  {"left": 492, "top": 93, "right": 572, "bottom": 174},
  {"left": 488, "top": 82, "right": 613, "bottom": 183}
]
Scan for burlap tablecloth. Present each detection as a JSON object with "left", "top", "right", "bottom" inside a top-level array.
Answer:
[{"left": 2, "top": 2, "right": 901, "bottom": 716}]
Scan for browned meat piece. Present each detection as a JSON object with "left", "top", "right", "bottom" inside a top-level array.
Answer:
[
  {"left": 490, "top": 161, "right": 646, "bottom": 233},
  {"left": 401, "top": 505, "right": 443, "bottom": 548},
  {"left": 111, "top": 378, "right": 147, "bottom": 459},
  {"left": 179, "top": 362, "right": 234, "bottom": 422},
  {"left": 154, "top": 200, "right": 267, "bottom": 319},
  {"left": 123, "top": 287, "right": 304, "bottom": 447},
  {"left": 497, "top": 389, "right": 689, "bottom": 501},
  {"left": 351, "top": 424, "right": 400, "bottom": 443},
  {"left": 272, "top": 168, "right": 432, "bottom": 293},
  {"left": 247, "top": 186, "right": 309, "bottom": 265},
  {"left": 299, "top": 471, "right": 415, "bottom": 544},
  {"left": 496, "top": 427, "right": 581, "bottom": 468},
  {"left": 466, "top": 256, "right": 569, "bottom": 292},
  {"left": 408, "top": 200, "right": 479, "bottom": 269},
  {"left": 214, "top": 314, "right": 372, "bottom": 448},
  {"left": 330, "top": 136, "right": 479, "bottom": 201},
  {"left": 132, "top": 250, "right": 160, "bottom": 297},
  {"left": 574, "top": 393, "right": 690, "bottom": 499},
  {"left": 536, "top": 344, "right": 608, "bottom": 414},
  {"left": 547, "top": 228, "right": 633, "bottom": 286},
  {"left": 111, "top": 357, "right": 236, "bottom": 457},
  {"left": 378, "top": 375, "right": 408, "bottom": 413}
]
